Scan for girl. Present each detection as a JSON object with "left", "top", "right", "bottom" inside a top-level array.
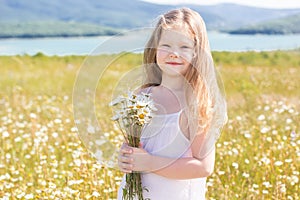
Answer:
[{"left": 117, "top": 7, "right": 227, "bottom": 200}]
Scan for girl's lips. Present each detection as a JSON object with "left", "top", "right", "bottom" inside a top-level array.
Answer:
[{"left": 165, "top": 62, "right": 183, "bottom": 66}]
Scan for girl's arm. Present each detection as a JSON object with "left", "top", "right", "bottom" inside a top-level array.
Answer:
[{"left": 118, "top": 133, "right": 215, "bottom": 179}]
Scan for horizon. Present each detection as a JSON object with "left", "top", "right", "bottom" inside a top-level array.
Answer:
[{"left": 141, "top": 0, "right": 300, "bottom": 9}]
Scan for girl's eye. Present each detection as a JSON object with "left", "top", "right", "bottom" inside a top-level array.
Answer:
[
  {"left": 161, "top": 44, "right": 170, "bottom": 48},
  {"left": 181, "top": 45, "right": 191, "bottom": 49}
]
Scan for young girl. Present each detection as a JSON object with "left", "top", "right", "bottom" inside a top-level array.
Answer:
[{"left": 117, "top": 7, "right": 227, "bottom": 200}]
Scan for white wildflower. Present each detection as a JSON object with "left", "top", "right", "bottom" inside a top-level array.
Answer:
[
  {"left": 257, "top": 114, "right": 265, "bottom": 121},
  {"left": 260, "top": 126, "right": 270, "bottom": 134},
  {"left": 109, "top": 95, "right": 125, "bottom": 106},
  {"left": 242, "top": 172, "right": 250, "bottom": 178},
  {"left": 261, "top": 157, "right": 270, "bottom": 165},
  {"left": 244, "top": 132, "right": 252, "bottom": 138},
  {"left": 3, "top": 131, "right": 9, "bottom": 138},
  {"left": 95, "top": 139, "right": 105, "bottom": 146},
  {"left": 24, "top": 194, "right": 34, "bottom": 199},
  {"left": 52, "top": 132, "right": 58, "bottom": 138},
  {"left": 29, "top": 113, "right": 37, "bottom": 119},
  {"left": 280, "top": 184, "right": 286, "bottom": 193},
  {"left": 262, "top": 181, "right": 272, "bottom": 188},
  {"left": 291, "top": 175, "right": 299, "bottom": 185},
  {"left": 232, "top": 162, "right": 239, "bottom": 169},
  {"left": 87, "top": 124, "right": 95, "bottom": 134},
  {"left": 274, "top": 161, "right": 283, "bottom": 166},
  {"left": 218, "top": 171, "right": 225, "bottom": 175},
  {"left": 286, "top": 118, "right": 292, "bottom": 124},
  {"left": 262, "top": 190, "right": 268, "bottom": 194},
  {"left": 54, "top": 118, "right": 62, "bottom": 124},
  {"left": 94, "top": 150, "right": 103, "bottom": 160},
  {"left": 264, "top": 106, "right": 270, "bottom": 111},
  {"left": 92, "top": 191, "right": 100, "bottom": 197},
  {"left": 284, "top": 159, "right": 292, "bottom": 163}
]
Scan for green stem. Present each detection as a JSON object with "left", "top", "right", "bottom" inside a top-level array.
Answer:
[{"left": 117, "top": 120, "right": 129, "bottom": 144}]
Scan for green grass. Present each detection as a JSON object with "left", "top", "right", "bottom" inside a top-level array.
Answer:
[{"left": 0, "top": 50, "right": 299, "bottom": 199}]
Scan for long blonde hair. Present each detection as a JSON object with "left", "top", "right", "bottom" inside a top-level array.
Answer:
[{"left": 143, "top": 8, "right": 227, "bottom": 138}]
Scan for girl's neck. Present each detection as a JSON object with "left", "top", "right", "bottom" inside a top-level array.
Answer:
[{"left": 160, "top": 73, "right": 186, "bottom": 91}]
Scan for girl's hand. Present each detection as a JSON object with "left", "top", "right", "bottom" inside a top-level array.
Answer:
[
  {"left": 118, "top": 143, "right": 152, "bottom": 173},
  {"left": 130, "top": 145, "right": 152, "bottom": 172},
  {"left": 118, "top": 143, "right": 134, "bottom": 173}
]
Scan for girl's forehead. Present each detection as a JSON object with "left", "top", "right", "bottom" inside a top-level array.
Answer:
[{"left": 160, "top": 28, "right": 194, "bottom": 43}]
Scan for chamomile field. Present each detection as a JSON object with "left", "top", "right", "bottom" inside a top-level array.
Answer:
[{"left": 0, "top": 50, "right": 299, "bottom": 199}]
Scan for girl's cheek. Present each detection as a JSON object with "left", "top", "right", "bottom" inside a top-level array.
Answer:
[
  {"left": 181, "top": 52, "right": 193, "bottom": 63},
  {"left": 157, "top": 49, "right": 193, "bottom": 64},
  {"left": 157, "top": 49, "right": 169, "bottom": 58}
]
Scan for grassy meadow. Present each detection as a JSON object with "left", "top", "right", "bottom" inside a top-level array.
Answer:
[{"left": 0, "top": 50, "right": 299, "bottom": 199}]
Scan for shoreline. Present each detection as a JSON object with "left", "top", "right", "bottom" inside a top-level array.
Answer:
[
  {"left": 2, "top": 31, "right": 300, "bottom": 40},
  {"left": 1, "top": 32, "right": 300, "bottom": 56},
  {"left": 0, "top": 49, "right": 299, "bottom": 58}
]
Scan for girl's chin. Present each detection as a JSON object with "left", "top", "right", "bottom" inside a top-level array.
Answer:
[{"left": 162, "top": 69, "right": 186, "bottom": 76}]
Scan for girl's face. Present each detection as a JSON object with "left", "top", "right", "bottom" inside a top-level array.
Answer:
[{"left": 156, "top": 28, "right": 195, "bottom": 77}]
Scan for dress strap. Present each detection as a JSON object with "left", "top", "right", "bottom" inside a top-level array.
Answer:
[{"left": 145, "top": 86, "right": 153, "bottom": 94}]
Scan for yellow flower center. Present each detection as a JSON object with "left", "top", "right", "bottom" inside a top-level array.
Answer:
[{"left": 138, "top": 114, "right": 145, "bottom": 119}]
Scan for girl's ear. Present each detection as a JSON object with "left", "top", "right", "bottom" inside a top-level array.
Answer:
[
  {"left": 192, "top": 47, "right": 197, "bottom": 57},
  {"left": 192, "top": 50, "right": 197, "bottom": 60}
]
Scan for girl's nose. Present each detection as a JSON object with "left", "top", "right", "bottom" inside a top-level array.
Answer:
[{"left": 169, "top": 51, "right": 179, "bottom": 58}]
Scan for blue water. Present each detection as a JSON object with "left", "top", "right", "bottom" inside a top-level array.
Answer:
[{"left": 0, "top": 31, "right": 299, "bottom": 56}]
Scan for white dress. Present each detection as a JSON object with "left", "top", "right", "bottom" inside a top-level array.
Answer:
[{"left": 117, "top": 110, "right": 207, "bottom": 200}]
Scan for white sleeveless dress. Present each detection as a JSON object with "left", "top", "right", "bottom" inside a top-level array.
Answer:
[{"left": 117, "top": 110, "right": 207, "bottom": 200}]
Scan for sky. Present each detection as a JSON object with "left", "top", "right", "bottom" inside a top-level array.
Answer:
[{"left": 141, "top": 0, "right": 300, "bottom": 9}]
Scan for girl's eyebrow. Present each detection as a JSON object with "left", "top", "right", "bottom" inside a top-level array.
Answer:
[
  {"left": 181, "top": 41, "right": 193, "bottom": 45},
  {"left": 179, "top": 42, "right": 194, "bottom": 47},
  {"left": 158, "top": 43, "right": 170, "bottom": 46},
  {"left": 181, "top": 39, "right": 194, "bottom": 44}
]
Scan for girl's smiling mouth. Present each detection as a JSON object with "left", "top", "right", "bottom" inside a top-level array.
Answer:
[{"left": 165, "top": 61, "right": 183, "bottom": 66}]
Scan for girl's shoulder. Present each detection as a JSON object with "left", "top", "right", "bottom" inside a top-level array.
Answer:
[
  {"left": 137, "top": 84, "right": 159, "bottom": 95},
  {"left": 135, "top": 87, "right": 151, "bottom": 95}
]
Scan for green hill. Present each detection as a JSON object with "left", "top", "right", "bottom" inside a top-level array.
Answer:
[
  {"left": 229, "top": 13, "right": 300, "bottom": 34},
  {"left": 1, "top": 0, "right": 300, "bottom": 37},
  {"left": 0, "top": 21, "right": 121, "bottom": 38}
]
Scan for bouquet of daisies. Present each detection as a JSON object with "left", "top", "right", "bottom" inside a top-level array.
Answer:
[{"left": 109, "top": 90, "right": 156, "bottom": 200}]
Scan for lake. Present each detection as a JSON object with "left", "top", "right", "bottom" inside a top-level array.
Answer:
[{"left": 0, "top": 30, "right": 300, "bottom": 56}]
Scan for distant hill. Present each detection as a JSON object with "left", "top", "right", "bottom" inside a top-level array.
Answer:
[
  {"left": 187, "top": 3, "right": 300, "bottom": 31},
  {"left": 0, "top": 0, "right": 168, "bottom": 28},
  {"left": 228, "top": 13, "right": 300, "bottom": 34},
  {"left": 1, "top": 0, "right": 300, "bottom": 38},
  {"left": 0, "top": 21, "right": 121, "bottom": 38}
]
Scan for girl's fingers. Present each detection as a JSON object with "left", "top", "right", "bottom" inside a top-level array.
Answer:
[
  {"left": 120, "top": 162, "right": 133, "bottom": 170},
  {"left": 118, "top": 143, "right": 135, "bottom": 172},
  {"left": 119, "top": 143, "right": 133, "bottom": 154},
  {"left": 120, "top": 147, "right": 133, "bottom": 154},
  {"left": 121, "top": 155, "right": 133, "bottom": 163},
  {"left": 121, "top": 168, "right": 132, "bottom": 173},
  {"left": 139, "top": 142, "right": 143, "bottom": 148},
  {"left": 118, "top": 151, "right": 134, "bottom": 173},
  {"left": 118, "top": 160, "right": 133, "bottom": 173}
]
